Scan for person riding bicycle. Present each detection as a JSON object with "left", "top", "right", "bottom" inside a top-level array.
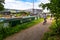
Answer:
[
  {"left": 50, "top": 14, "right": 53, "bottom": 20},
  {"left": 43, "top": 13, "right": 47, "bottom": 25}
]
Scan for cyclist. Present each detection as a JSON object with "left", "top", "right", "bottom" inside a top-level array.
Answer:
[
  {"left": 50, "top": 14, "right": 53, "bottom": 20},
  {"left": 43, "top": 13, "right": 47, "bottom": 25}
]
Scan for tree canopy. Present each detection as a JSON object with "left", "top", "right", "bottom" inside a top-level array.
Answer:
[
  {"left": 39, "top": 0, "right": 60, "bottom": 18},
  {"left": 39, "top": 0, "right": 60, "bottom": 26},
  {"left": 0, "top": 0, "right": 5, "bottom": 11}
]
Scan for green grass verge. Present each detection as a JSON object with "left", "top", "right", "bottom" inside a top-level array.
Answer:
[
  {"left": 42, "top": 20, "right": 60, "bottom": 40},
  {"left": 3, "top": 18, "right": 43, "bottom": 39}
]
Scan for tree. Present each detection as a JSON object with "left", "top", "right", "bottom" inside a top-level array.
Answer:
[
  {"left": 39, "top": 0, "right": 60, "bottom": 25},
  {"left": 19, "top": 11, "right": 30, "bottom": 16},
  {"left": 0, "top": 0, "right": 5, "bottom": 11},
  {"left": 39, "top": 0, "right": 60, "bottom": 33},
  {"left": 0, "top": 0, "right": 5, "bottom": 40}
]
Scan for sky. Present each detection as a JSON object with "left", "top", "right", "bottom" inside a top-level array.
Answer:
[{"left": 4, "top": 0, "right": 50, "bottom": 12}]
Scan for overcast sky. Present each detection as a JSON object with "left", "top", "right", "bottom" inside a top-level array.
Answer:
[{"left": 4, "top": 0, "right": 50, "bottom": 12}]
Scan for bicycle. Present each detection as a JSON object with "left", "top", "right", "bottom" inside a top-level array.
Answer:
[{"left": 43, "top": 18, "right": 47, "bottom": 25}]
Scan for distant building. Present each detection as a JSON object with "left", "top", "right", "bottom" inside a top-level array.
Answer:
[
  {"left": 24, "top": 9, "right": 43, "bottom": 17},
  {"left": 0, "top": 9, "right": 43, "bottom": 18},
  {"left": 0, "top": 9, "right": 21, "bottom": 15}
]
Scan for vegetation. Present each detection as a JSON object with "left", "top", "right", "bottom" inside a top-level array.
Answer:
[
  {"left": 14, "top": 11, "right": 30, "bottom": 17},
  {"left": 2, "top": 18, "right": 43, "bottom": 40},
  {"left": 39, "top": 0, "right": 60, "bottom": 40},
  {"left": 0, "top": 0, "right": 5, "bottom": 40},
  {"left": 15, "top": 13, "right": 21, "bottom": 17},
  {"left": 42, "top": 21, "right": 60, "bottom": 40},
  {"left": 0, "top": 0, "right": 4, "bottom": 11},
  {"left": 39, "top": 0, "right": 60, "bottom": 27},
  {"left": 18, "top": 11, "right": 30, "bottom": 16}
]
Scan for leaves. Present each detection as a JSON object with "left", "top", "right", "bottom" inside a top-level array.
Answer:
[
  {"left": 0, "top": 0, "right": 5, "bottom": 11},
  {"left": 39, "top": 1, "right": 60, "bottom": 40},
  {"left": 0, "top": 3, "right": 4, "bottom": 11},
  {"left": 0, "top": 0, "right": 5, "bottom": 3},
  {"left": 39, "top": 0, "right": 60, "bottom": 26}
]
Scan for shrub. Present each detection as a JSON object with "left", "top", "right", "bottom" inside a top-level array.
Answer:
[
  {"left": 42, "top": 20, "right": 60, "bottom": 40},
  {"left": 48, "top": 36, "right": 57, "bottom": 40}
]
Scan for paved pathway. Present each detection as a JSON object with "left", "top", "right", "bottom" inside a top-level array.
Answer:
[{"left": 4, "top": 18, "right": 52, "bottom": 40}]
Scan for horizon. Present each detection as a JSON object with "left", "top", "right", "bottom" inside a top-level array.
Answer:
[{"left": 5, "top": 8, "right": 42, "bottom": 10}]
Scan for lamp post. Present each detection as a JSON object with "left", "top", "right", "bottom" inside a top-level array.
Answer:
[{"left": 33, "top": 0, "right": 34, "bottom": 15}]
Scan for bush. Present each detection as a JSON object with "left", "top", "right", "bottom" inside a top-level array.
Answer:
[
  {"left": 42, "top": 32, "right": 58, "bottom": 40},
  {"left": 48, "top": 36, "right": 57, "bottom": 40},
  {"left": 42, "top": 32, "right": 51, "bottom": 40},
  {"left": 42, "top": 20, "right": 60, "bottom": 40},
  {"left": 49, "top": 22, "right": 58, "bottom": 34},
  {"left": 0, "top": 23, "right": 4, "bottom": 40},
  {"left": 0, "top": 34, "right": 3, "bottom": 40}
]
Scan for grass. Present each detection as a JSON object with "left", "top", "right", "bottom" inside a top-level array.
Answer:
[
  {"left": 3, "top": 18, "right": 43, "bottom": 39},
  {"left": 42, "top": 19, "right": 60, "bottom": 40}
]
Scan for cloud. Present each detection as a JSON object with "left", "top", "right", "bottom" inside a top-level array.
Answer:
[
  {"left": 4, "top": 0, "right": 33, "bottom": 10},
  {"left": 4, "top": 0, "right": 49, "bottom": 10},
  {"left": 37, "top": 0, "right": 50, "bottom": 4}
]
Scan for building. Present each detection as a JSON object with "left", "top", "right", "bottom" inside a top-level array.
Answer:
[
  {"left": 24, "top": 9, "right": 43, "bottom": 17},
  {"left": 0, "top": 9, "right": 21, "bottom": 15},
  {"left": 0, "top": 9, "right": 21, "bottom": 18}
]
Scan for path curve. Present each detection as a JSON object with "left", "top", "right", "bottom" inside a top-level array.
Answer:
[{"left": 4, "top": 18, "right": 52, "bottom": 40}]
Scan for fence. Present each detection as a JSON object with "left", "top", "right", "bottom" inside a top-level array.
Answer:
[{"left": 0, "top": 16, "right": 35, "bottom": 27}]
